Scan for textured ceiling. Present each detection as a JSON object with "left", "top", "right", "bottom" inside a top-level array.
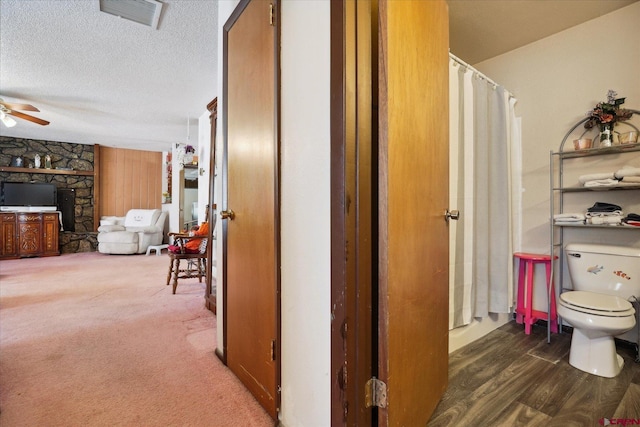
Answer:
[
  {"left": 0, "top": 1, "right": 636, "bottom": 153},
  {"left": 0, "top": 0, "right": 218, "bottom": 152}
]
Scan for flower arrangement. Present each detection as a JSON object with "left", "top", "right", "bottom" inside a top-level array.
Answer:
[
  {"left": 584, "top": 90, "right": 633, "bottom": 130},
  {"left": 185, "top": 144, "right": 195, "bottom": 154}
]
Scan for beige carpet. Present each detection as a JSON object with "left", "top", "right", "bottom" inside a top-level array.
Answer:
[{"left": 0, "top": 252, "right": 272, "bottom": 427}]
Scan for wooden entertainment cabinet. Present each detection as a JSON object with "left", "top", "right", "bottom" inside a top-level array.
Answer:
[{"left": 0, "top": 212, "right": 60, "bottom": 259}]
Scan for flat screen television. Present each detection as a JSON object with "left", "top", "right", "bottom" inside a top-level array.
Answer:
[{"left": 0, "top": 182, "right": 57, "bottom": 207}]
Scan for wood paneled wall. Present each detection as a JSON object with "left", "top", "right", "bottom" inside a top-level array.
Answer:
[{"left": 97, "top": 146, "right": 162, "bottom": 218}]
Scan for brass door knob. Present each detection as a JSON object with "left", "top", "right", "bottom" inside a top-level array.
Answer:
[
  {"left": 220, "top": 209, "right": 235, "bottom": 220},
  {"left": 445, "top": 209, "right": 460, "bottom": 222}
]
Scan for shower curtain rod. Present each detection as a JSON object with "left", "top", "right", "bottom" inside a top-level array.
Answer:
[{"left": 449, "top": 51, "right": 514, "bottom": 98}]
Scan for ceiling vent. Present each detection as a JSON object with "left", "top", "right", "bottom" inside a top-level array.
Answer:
[{"left": 99, "top": 0, "right": 163, "bottom": 30}]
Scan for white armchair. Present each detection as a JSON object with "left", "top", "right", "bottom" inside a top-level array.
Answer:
[{"left": 97, "top": 209, "right": 167, "bottom": 255}]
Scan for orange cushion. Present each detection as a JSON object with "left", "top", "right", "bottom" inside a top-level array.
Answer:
[{"left": 184, "top": 222, "right": 209, "bottom": 251}]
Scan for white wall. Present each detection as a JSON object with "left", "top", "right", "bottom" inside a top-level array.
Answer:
[
  {"left": 476, "top": 1, "right": 640, "bottom": 249},
  {"left": 449, "top": 2, "right": 640, "bottom": 350},
  {"left": 168, "top": 143, "right": 183, "bottom": 233},
  {"left": 280, "top": 2, "right": 331, "bottom": 425},
  {"left": 476, "top": 2, "right": 640, "bottom": 295},
  {"left": 197, "top": 109, "right": 212, "bottom": 222}
]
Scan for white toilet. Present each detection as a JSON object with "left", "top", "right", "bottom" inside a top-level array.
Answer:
[{"left": 557, "top": 243, "right": 640, "bottom": 378}]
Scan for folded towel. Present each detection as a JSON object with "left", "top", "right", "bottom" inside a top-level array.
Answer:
[
  {"left": 554, "top": 213, "right": 586, "bottom": 220},
  {"left": 555, "top": 219, "right": 585, "bottom": 224},
  {"left": 623, "top": 220, "right": 640, "bottom": 227},
  {"left": 586, "top": 211, "right": 623, "bottom": 218},
  {"left": 583, "top": 179, "right": 620, "bottom": 187},
  {"left": 578, "top": 172, "right": 615, "bottom": 184},
  {"left": 623, "top": 213, "right": 640, "bottom": 222},
  {"left": 588, "top": 216, "right": 623, "bottom": 225},
  {"left": 620, "top": 176, "right": 640, "bottom": 183},
  {"left": 614, "top": 167, "right": 640, "bottom": 179},
  {"left": 587, "top": 202, "right": 622, "bottom": 213}
]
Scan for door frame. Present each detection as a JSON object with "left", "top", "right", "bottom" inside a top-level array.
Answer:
[
  {"left": 205, "top": 97, "right": 217, "bottom": 314},
  {"left": 330, "top": 1, "right": 376, "bottom": 425},
  {"left": 331, "top": 1, "right": 449, "bottom": 425}
]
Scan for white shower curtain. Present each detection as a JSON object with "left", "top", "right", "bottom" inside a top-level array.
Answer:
[{"left": 448, "top": 56, "right": 520, "bottom": 329}]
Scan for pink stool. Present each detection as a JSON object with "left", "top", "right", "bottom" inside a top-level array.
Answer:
[{"left": 514, "top": 252, "right": 558, "bottom": 335}]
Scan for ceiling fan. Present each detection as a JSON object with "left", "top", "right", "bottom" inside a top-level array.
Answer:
[{"left": 0, "top": 98, "right": 50, "bottom": 127}]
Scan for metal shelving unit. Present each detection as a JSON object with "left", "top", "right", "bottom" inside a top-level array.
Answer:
[{"left": 549, "top": 109, "right": 640, "bottom": 345}]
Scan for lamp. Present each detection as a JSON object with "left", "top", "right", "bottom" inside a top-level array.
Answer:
[{"left": 0, "top": 110, "right": 17, "bottom": 128}]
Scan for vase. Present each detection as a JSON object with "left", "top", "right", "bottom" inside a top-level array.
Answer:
[
  {"left": 184, "top": 152, "right": 194, "bottom": 164},
  {"left": 599, "top": 123, "right": 613, "bottom": 147}
]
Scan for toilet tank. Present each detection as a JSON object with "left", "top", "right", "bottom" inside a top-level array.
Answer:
[{"left": 565, "top": 243, "right": 640, "bottom": 299}]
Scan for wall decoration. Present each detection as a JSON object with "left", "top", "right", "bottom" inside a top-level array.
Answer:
[{"left": 10, "top": 156, "right": 23, "bottom": 167}]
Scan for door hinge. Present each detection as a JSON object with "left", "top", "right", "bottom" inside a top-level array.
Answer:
[
  {"left": 269, "top": 3, "right": 275, "bottom": 26},
  {"left": 270, "top": 339, "right": 276, "bottom": 361},
  {"left": 365, "top": 377, "right": 388, "bottom": 408}
]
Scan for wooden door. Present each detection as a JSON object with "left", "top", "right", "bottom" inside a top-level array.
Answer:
[
  {"left": 377, "top": 1, "right": 450, "bottom": 425},
  {"left": 222, "top": 0, "right": 279, "bottom": 419}
]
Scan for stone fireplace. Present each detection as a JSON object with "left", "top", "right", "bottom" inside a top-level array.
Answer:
[{"left": 0, "top": 137, "right": 97, "bottom": 253}]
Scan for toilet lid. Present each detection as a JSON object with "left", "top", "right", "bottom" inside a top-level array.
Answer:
[{"left": 560, "top": 291, "right": 634, "bottom": 316}]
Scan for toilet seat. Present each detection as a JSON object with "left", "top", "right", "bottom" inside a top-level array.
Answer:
[{"left": 559, "top": 291, "right": 635, "bottom": 317}]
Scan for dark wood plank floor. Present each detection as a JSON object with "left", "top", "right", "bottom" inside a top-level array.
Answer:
[{"left": 428, "top": 321, "right": 640, "bottom": 427}]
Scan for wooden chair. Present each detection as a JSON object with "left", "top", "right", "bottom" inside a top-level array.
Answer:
[
  {"left": 166, "top": 234, "right": 209, "bottom": 294},
  {"left": 166, "top": 205, "right": 214, "bottom": 294}
]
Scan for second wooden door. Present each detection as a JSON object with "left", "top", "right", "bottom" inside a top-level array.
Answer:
[{"left": 223, "top": 0, "right": 279, "bottom": 419}]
